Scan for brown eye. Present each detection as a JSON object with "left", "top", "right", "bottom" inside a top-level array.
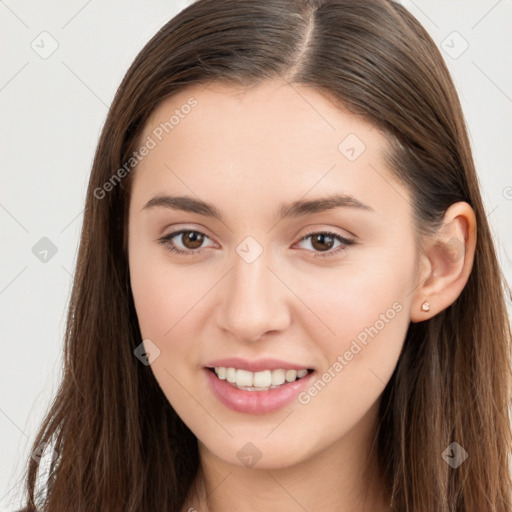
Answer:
[
  {"left": 181, "top": 231, "right": 204, "bottom": 249},
  {"left": 310, "top": 233, "right": 336, "bottom": 252}
]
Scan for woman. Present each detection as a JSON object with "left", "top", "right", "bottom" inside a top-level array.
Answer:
[{"left": 20, "top": 0, "right": 512, "bottom": 511}]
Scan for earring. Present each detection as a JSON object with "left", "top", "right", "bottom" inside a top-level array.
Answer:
[{"left": 421, "top": 300, "right": 430, "bottom": 312}]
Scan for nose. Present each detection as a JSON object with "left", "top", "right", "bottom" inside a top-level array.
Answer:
[{"left": 217, "top": 245, "right": 291, "bottom": 343}]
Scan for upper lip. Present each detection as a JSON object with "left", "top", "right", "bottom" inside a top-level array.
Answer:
[{"left": 205, "top": 357, "right": 312, "bottom": 372}]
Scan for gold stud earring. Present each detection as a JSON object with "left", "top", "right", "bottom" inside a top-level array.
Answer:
[{"left": 421, "top": 300, "right": 430, "bottom": 312}]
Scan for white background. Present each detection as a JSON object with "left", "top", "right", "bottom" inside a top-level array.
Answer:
[{"left": 1, "top": 1, "right": 511, "bottom": 509}]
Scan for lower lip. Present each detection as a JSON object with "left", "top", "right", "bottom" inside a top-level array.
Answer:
[{"left": 204, "top": 368, "right": 315, "bottom": 414}]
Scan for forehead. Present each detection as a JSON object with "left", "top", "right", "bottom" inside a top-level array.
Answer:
[
  {"left": 130, "top": 79, "right": 412, "bottom": 222},
  {"left": 141, "top": 79, "right": 372, "bottom": 158}
]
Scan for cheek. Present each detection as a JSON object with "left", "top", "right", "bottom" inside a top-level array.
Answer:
[
  {"left": 296, "top": 255, "right": 412, "bottom": 347},
  {"left": 129, "top": 245, "right": 219, "bottom": 380},
  {"left": 129, "top": 251, "right": 208, "bottom": 415},
  {"left": 289, "top": 270, "right": 410, "bottom": 451},
  {"left": 129, "top": 235, "right": 201, "bottom": 339},
  {"left": 288, "top": 247, "right": 415, "bottom": 406}
]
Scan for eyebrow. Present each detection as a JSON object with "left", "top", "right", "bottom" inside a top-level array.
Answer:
[{"left": 142, "top": 193, "right": 375, "bottom": 222}]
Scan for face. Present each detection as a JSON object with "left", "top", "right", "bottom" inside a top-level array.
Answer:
[{"left": 128, "top": 79, "right": 419, "bottom": 470}]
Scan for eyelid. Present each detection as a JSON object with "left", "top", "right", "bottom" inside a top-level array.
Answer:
[{"left": 298, "top": 227, "right": 353, "bottom": 244}]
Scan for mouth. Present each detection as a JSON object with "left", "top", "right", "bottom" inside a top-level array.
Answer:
[
  {"left": 203, "top": 358, "right": 316, "bottom": 414},
  {"left": 206, "top": 366, "right": 314, "bottom": 391}
]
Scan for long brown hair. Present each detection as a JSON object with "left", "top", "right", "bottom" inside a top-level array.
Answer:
[{"left": 19, "top": 0, "right": 512, "bottom": 510}]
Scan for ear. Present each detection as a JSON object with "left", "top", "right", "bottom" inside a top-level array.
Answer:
[{"left": 410, "top": 201, "right": 477, "bottom": 323}]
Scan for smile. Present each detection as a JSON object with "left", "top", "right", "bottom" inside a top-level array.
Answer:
[
  {"left": 203, "top": 358, "right": 316, "bottom": 414},
  {"left": 210, "top": 367, "right": 312, "bottom": 391}
]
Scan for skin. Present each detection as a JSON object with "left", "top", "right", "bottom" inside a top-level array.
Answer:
[{"left": 127, "top": 79, "right": 476, "bottom": 512}]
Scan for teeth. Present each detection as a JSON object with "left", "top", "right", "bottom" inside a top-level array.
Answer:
[
  {"left": 236, "top": 369, "right": 253, "bottom": 387},
  {"left": 226, "top": 367, "right": 237, "bottom": 383},
  {"left": 285, "top": 370, "right": 297, "bottom": 382},
  {"left": 271, "top": 369, "right": 285, "bottom": 386},
  {"left": 213, "top": 366, "right": 310, "bottom": 391},
  {"left": 253, "top": 370, "right": 271, "bottom": 388}
]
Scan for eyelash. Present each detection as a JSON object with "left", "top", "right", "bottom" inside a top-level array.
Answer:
[{"left": 158, "top": 229, "right": 354, "bottom": 259}]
